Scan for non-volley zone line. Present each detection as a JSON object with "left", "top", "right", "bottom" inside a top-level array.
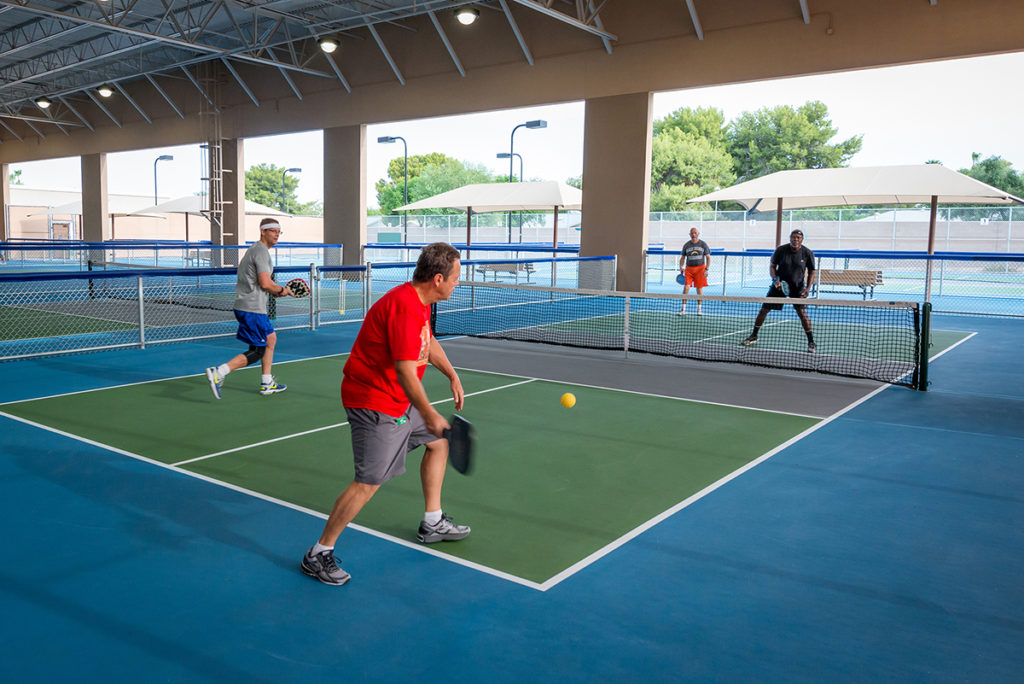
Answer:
[{"left": 171, "top": 378, "right": 538, "bottom": 467}]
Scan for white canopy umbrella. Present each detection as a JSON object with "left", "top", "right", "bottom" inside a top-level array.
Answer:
[
  {"left": 130, "top": 195, "right": 288, "bottom": 217},
  {"left": 688, "top": 165, "right": 1024, "bottom": 300},
  {"left": 395, "top": 180, "right": 582, "bottom": 247}
]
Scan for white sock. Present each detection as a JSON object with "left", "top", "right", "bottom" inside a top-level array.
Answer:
[
  {"left": 218, "top": 364, "right": 231, "bottom": 376},
  {"left": 261, "top": 374, "right": 273, "bottom": 384},
  {"left": 424, "top": 509, "right": 443, "bottom": 525},
  {"left": 311, "top": 543, "right": 333, "bottom": 555}
]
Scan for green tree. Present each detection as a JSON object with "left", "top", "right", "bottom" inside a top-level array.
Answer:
[
  {"left": 726, "top": 100, "right": 862, "bottom": 180},
  {"left": 245, "top": 163, "right": 306, "bottom": 214},
  {"left": 650, "top": 128, "right": 735, "bottom": 211},
  {"left": 375, "top": 154, "right": 495, "bottom": 215},
  {"left": 8, "top": 169, "right": 23, "bottom": 184},
  {"left": 960, "top": 152, "right": 1024, "bottom": 197},
  {"left": 566, "top": 175, "right": 582, "bottom": 190},
  {"left": 654, "top": 106, "right": 727, "bottom": 147},
  {"left": 376, "top": 152, "right": 462, "bottom": 214}
]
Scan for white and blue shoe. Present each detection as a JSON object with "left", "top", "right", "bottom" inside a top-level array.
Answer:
[
  {"left": 259, "top": 377, "right": 287, "bottom": 395},
  {"left": 205, "top": 367, "right": 223, "bottom": 399}
]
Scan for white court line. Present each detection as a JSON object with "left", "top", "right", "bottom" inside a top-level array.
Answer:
[
  {"left": 537, "top": 380, "right": 893, "bottom": 591},
  {"left": 0, "top": 408, "right": 543, "bottom": 591},
  {"left": 0, "top": 351, "right": 351, "bottom": 406},
  {"left": 171, "top": 378, "right": 536, "bottom": 467},
  {"left": 449, "top": 363, "right": 820, "bottom": 419}
]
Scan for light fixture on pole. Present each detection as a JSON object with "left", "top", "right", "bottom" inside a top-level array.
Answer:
[
  {"left": 35, "top": 97, "right": 52, "bottom": 109},
  {"left": 97, "top": 84, "right": 114, "bottom": 98},
  {"left": 455, "top": 7, "right": 480, "bottom": 25},
  {"left": 318, "top": 36, "right": 339, "bottom": 53},
  {"left": 153, "top": 154, "right": 174, "bottom": 204},
  {"left": 507, "top": 120, "right": 546, "bottom": 243},
  {"left": 378, "top": 135, "right": 408, "bottom": 243},
  {"left": 281, "top": 167, "right": 301, "bottom": 214},
  {"left": 498, "top": 152, "right": 525, "bottom": 242}
]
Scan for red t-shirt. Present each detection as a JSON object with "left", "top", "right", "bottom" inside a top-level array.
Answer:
[{"left": 341, "top": 282, "right": 431, "bottom": 416}]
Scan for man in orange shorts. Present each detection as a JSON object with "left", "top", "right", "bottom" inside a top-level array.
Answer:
[{"left": 678, "top": 227, "right": 711, "bottom": 315}]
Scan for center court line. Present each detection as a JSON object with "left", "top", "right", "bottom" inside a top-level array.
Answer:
[
  {"left": 0, "top": 408, "right": 544, "bottom": 592},
  {"left": 171, "top": 378, "right": 537, "bottom": 466}
]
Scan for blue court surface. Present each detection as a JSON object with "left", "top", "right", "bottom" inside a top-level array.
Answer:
[{"left": 1, "top": 314, "right": 1022, "bottom": 683}]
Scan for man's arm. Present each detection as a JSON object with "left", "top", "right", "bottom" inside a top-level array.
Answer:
[
  {"left": 429, "top": 336, "right": 464, "bottom": 411},
  {"left": 395, "top": 360, "right": 448, "bottom": 437},
  {"left": 257, "top": 272, "right": 292, "bottom": 297}
]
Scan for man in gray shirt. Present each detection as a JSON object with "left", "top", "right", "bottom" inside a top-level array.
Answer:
[
  {"left": 678, "top": 227, "right": 711, "bottom": 315},
  {"left": 204, "top": 218, "right": 294, "bottom": 399}
]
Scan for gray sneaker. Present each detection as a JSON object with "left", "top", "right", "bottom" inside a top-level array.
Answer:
[
  {"left": 205, "top": 367, "right": 223, "bottom": 399},
  {"left": 416, "top": 513, "right": 471, "bottom": 543},
  {"left": 741, "top": 335, "right": 758, "bottom": 347},
  {"left": 301, "top": 547, "right": 351, "bottom": 585}
]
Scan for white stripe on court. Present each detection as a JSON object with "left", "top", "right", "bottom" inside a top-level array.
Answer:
[
  {"left": 536, "top": 380, "right": 894, "bottom": 591},
  {"left": 0, "top": 408, "right": 545, "bottom": 591},
  {"left": 171, "top": 378, "right": 536, "bottom": 467}
]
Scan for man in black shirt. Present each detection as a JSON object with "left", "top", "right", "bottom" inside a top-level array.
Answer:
[{"left": 741, "top": 229, "right": 817, "bottom": 353}]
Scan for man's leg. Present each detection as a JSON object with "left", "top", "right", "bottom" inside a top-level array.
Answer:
[
  {"left": 695, "top": 286, "right": 704, "bottom": 314},
  {"left": 416, "top": 437, "right": 471, "bottom": 543},
  {"left": 301, "top": 480, "right": 379, "bottom": 586},
  {"left": 680, "top": 283, "right": 690, "bottom": 314},
  {"left": 796, "top": 306, "right": 816, "bottom": 352},
  {"left": 259, "top": 332, "right": 287, "bottom": 394},
  {"left": 743, "top": 305, "right": 771, "bottom": 345}
]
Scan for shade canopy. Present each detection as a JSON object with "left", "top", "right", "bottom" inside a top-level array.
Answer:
[
  {"left": 130, "top": 195, "right": 288, "bottom": 217},
  {"left": 395, "top": 181, "right": 582, "bottom": 213},
  {"left": 687, "top": 165, "right": 1024, "bottom": 210},
  {"left": 30, "top": 197, "right": 163, "bottom": 217}
]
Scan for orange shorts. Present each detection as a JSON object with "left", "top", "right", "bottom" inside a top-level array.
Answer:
[{"left": 684, "top": 265, "right": 708, "bottom": 288}]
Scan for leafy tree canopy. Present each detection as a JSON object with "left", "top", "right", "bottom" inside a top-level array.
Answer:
[
  {"left": 653, "top": 106, "right": 727, "bottom": 148},
  {"left": 725, "top": 100, "right": 862, "bottom": 180},
  {"left": 244, "top": 163, "right": 320, "bottom": 215},
  {"left": 650, "top": 128, "right": 735, "bottom": 211},
  {"left": 8, "top": 169, "right": 23, "bottom": 184},
  {"left": 376, "top": 154, "right": 494, "bottom": 215},
  {"left": 960, "top": 152, "right": 1024, "bottom": 197},
  {"left": 565, "top": 175, "right": 582, "bottom": 190}
]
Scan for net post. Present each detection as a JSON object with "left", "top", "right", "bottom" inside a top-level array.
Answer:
[
  {"left": 309, "top": 263, "right": 316, "bottom": 331},
  {"left": 363, "top": 263, "right": 372, "bottom": 313},
  {"left": 137, "top": 275, "right": 146, "bottom": 349},
  {"left": 917, "top": 302, "right": 931, "bottom": 391},
  {"left": 623, "top": 294, "right": 630, "bottom": 358}
]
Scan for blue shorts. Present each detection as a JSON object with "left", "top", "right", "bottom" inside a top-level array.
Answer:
[{"left": 234, "top": 310, "right": 274, "bottom": 346}]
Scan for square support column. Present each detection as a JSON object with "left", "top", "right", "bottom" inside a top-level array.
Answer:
[
  {"left": 0, "top": 163, "right": 10, "bottom": 242},
  {"left": 324, "top": 125, "right": 367, "bottom": 266},
  {"left": 217, "top": 138, "right": 245, "bottom": 266},
  {"left": 80, "top": 153, "right": 109, "bottom": 243},
  {"left": 580, "top": 93, "right": 654, "bottom": 292}
]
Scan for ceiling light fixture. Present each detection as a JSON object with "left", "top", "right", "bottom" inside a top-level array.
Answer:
[
  {"left": 455, "top": 7, "right": 480, "bottom": 25},
  {"left": 97, "top": 84, "right": 114, "bottom": 98},
  {"left": 319, "top": 36, "right": 339, "bottom": 53},
  {"left": 35, "top": 96, "right": 52, "bottom": 109}
]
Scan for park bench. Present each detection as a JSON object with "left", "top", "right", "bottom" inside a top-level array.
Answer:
[
  {"left": 473, "top": 261, "right": 535, "bottom": 283},
  {"left": 812, "top": 269, "right": 884, "bottom": 299}
]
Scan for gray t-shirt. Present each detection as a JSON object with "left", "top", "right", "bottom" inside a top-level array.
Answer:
[
  {"left": 233, "top": 241, "right": 273, "bottom": 314},
  {"left": 682, "top": 239, "right": 711, "bottom": 267}
]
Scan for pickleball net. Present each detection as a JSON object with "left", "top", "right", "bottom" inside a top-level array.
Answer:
[{"left": 432, "top": 282, "right": 926, "bottom": 388}]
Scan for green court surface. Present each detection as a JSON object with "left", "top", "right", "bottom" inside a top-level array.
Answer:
[
  {"left": 1, "top": 355, "right": 818, "bottom": 584},
  {"left": 0, "top": 304, "right": 137, "bottom": 341}
]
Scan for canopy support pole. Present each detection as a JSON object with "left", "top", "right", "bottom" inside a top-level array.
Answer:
[
  {"left": 553, "top": 206, "right": 559, "bottom": 248},
  {"left": 924, "top": 195, "right": 937, "bottom": 302},
  {"left": 775, "top": 197, "right": 783, "bottom": 245}
]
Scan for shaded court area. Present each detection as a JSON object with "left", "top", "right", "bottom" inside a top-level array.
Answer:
[{"left": 0, "top": 314, "right": 1021, "bottom": 682}]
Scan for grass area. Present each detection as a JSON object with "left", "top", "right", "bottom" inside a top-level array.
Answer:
[{"left": 0, "top": 304, "right": 137, "bottom": 341}]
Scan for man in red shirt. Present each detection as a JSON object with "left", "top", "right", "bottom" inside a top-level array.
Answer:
[{"left": 301, "top": 243, "right": 467, "bottom": 586}]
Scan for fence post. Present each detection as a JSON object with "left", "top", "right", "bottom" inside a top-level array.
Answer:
[
  {"left": 137, "top": 276, "right": 146, "bottom": 349},
  {"left": 309, "top": 263, "right": 316, "bottom": 331},
  {"left": 623, "top": 294, "right": 630, "bottom": 358}
]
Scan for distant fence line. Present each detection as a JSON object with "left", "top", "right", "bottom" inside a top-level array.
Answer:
[{"left": 371, "top": 206, "right": 1023, "bottom": 253}]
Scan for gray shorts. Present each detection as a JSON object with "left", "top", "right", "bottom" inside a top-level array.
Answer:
[{"left": 345, "top": 406, "right": 439, "bottom": 485}]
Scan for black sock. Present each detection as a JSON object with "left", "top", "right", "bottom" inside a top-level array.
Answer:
[
  {"left": 751, "top": 325, "right": 761, "bottom": 338},
  {"left": 805, "top": 329, "right": 814, "bottom": 343}
]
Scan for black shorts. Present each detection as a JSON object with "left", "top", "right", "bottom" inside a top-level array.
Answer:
[{"left": 764, "top": 283, "right": 806, "bottom": 311}]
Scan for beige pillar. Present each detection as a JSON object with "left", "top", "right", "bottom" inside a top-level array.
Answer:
[
  {"left": 220, "top": 138, "right": 245, "bottom": 248},
  {"left": 0, "top": 163, "right": 10, "bottom": 242},
  {"left": 323, "top": 125, "right": 367, "bottom": 266},
  {"left": 81, "top": 153, "right": 109, "bottom": 243},
  {"left": 580, "top": 92, "right": 653, "bottom": 292}
]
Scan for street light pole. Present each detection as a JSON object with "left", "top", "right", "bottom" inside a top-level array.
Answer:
[
  {"left": 508, "top": 120, "right": 546, "bottom": 243},
  {"left": 497, "top": 152, "right": 524, "bottom": 241},
  {"left": 377, "top": 136, "right": 408, "bottom": 243},
  {"left": 281, "top": 167, "right": 302, "bottom": 213},
  {"left": 153, "top": 154, "right": 173, "bottom": 204}
]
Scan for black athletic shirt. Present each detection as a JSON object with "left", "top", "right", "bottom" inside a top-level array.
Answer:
[{"left": 771, "top": 244, "right": 815, "bottom": 289}]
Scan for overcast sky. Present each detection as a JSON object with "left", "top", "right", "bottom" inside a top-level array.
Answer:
[{"left": 11, "top": 51, "right": 1023, "bottom": 209}]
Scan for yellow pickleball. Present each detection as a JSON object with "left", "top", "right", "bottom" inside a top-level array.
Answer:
[{"left": 561, "top": 393, "right": 576, "bottom": 408}]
